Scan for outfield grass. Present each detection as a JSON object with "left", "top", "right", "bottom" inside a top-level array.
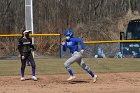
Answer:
[{"left": 0, "top": 58, "right": 140, "bottom": 76}]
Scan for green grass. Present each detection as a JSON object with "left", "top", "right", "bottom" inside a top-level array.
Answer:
[{"left": 0, "top": 58, "right": 140, "bottom": 76}]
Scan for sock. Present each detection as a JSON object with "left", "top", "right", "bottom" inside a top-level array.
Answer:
[
  {"left": 66, "top": 66, "right": 74, "bottom": 76},
  {"left": 21, "top": 68, "right": 25, "bottom": 77},
  {"left": 32, "top": 67, "right": 36, "bottom": 76},
  {"left": 81, "top": 62, "right": 95, "bottom": 78},
  {"left": 87, "top": 70, "right": 94, "bottom": 78}
]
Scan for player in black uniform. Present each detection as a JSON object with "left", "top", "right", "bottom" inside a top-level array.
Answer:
[{"left": 18, "top": 30, "right": 37, "bottom": 81}]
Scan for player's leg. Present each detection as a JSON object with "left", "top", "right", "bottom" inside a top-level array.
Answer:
[
  {"left": 64, "top": 53, "right": 81, "bottom": 80},
  {"left": 78, "top": 60, "right": 94, "bottom": 77},
  {"left": 20, "top": 53, "right": 28, "bottom": 81},
  {"left": 26, "top": 59, "right": 30, "bottom": 66},
  {"left": 77, "top": 58, "right": 97, "bottom": 82},
  {"left": 28, "top": 52, "right": 37, "bottom": 81}
]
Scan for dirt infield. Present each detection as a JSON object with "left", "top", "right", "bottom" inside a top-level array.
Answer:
[{"left": 0, "top": 72, "right": 140, "bottom": 93}]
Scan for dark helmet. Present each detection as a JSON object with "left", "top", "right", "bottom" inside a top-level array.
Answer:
[{"left": 64, "top": 29, "right": 74, "bottom": 38}]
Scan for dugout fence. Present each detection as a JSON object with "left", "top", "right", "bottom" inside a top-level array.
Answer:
[
  {"left": 0, "top": 34, "right": 140, "bottom": 59},
  {"left": 0, "top": 34, "right": 61, "bottom": 59},
  {"left": 60, "top": 40, "right": 140, "bottom": 58}
]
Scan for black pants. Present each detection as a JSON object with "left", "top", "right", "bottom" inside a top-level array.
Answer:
[{"left": 21, "top": 51, "right": 36, "bottom": 70}]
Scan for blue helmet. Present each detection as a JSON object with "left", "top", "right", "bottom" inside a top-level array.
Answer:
[{"left": 64, "top": 29, "right": 74, "bottom": 37}]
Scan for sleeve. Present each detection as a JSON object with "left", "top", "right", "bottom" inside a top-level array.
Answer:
[
  {"left": 18, "top": 38, "right": 22, "bottom": 54},
  {"left": 30, "top": 38, "right": 36, "bottom": 51},
  {"left": 62, "top": 43, "right": 67, "bottom": 51},
  {"left": 72, "top": 38, "right": 85, "bottom": 50}
]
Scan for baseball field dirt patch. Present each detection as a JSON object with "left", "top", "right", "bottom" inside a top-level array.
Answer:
[{"left": 0, "top": 72, "right": 140, "bottom": 93}]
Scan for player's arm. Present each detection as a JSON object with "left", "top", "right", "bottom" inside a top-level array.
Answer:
[
  {"left": 29, "top": 38, "right": 36, "bottom": 51},
  {"left": 18, "top": 38, "right": 23, "bottom": 54},
  {"left": 61, "top": 41, "right": 67, "bottom": 51},
  {"left": 18, "top": 38, "right": 25, "bottom": 59}
]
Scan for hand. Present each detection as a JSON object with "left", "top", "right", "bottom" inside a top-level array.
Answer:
[
  {"left": 21, "top": 56, "right": 25, "bottom": 59},
  {"left": 61, "top": 41, "right": 65, "bottom": 45},
  {"left": 80, "top": 50, "right": 84, "bottom": 54},
  {"left": 31, "top": 45, "right": 36, "bottom": 51}
]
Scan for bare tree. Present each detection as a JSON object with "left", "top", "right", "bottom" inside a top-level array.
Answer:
[{"left": 0, "top": 0, "right": 140, "bottom": 56}]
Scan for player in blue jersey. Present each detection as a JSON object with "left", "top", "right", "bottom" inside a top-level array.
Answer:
[{"left": 61, "top": 29, "right": 97, "bottom": 82}]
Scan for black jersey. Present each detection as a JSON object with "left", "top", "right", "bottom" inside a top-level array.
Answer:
[{"left": 18, "top": 37, "right": 35, "bottom": 53}]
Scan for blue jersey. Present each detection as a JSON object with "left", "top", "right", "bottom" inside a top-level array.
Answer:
[{"left": 63, "top": 38, "right": 85, "bottom": 54}]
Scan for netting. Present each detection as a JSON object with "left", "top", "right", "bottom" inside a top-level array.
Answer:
[
  {"left": 0, "top": 35, "right": 60, "bottom": 59},
  {"left": 62, "top": 40, "right": 140, "bottom": 58},
  {"left": 61, "top": 43, "right": 120, "bottom": 58},
  {"left": 1, "top": 35, "right": 140, "bottom": 59}
]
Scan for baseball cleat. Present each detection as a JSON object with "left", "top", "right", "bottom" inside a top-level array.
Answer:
[
  {"left": 67, "top": 76, "right": 75, "bottom": 81},
  {"left": 31, "top": 76, "right": 37, "bottom": 81},
  {"left": 93, "top": 75, "right": 97, "bottom": 83},
  {"left": 20, "top": 77, "right": 25, "bottom": 81}
]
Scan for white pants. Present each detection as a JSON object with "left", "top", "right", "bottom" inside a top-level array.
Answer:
[{"left": 64, "top": 52, "right": 85, "bottom": 67}]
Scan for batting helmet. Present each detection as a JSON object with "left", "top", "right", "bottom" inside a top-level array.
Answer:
[{"left": 64, "top": 29, "right": 74, "bottom": 38}]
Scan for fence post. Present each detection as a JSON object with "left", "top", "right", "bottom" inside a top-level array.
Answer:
[{"left": 59, "top": 34, "right": 62, "bottom": 58}]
